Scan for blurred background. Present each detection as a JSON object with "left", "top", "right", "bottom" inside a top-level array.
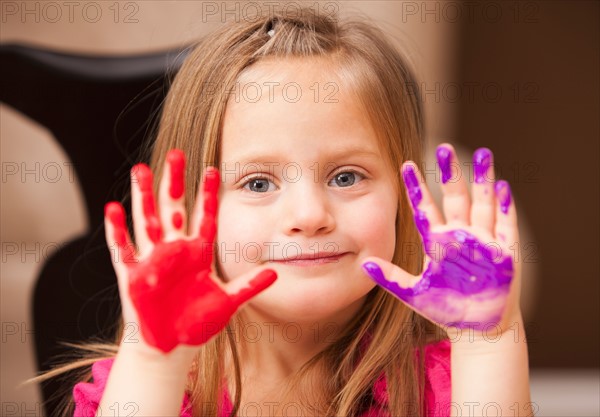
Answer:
[{"left": 1, "top": 0, "right": 598, "bottom": 415}]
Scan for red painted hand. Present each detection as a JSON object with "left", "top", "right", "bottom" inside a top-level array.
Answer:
[{"left": 104, "top": 150, "right": 277, "bottom": 353}]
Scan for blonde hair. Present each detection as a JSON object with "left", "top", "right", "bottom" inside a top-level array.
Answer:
[{"left": 31, "top": 6, "right": 443, "bottom": 417}]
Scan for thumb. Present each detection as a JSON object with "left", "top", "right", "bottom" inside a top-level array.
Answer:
[
  {"left": 361, "top": 257, "right": 420, "bottom": 297},
  {"left": 226, "top": 268, "right": 278, "bottom": 307}
]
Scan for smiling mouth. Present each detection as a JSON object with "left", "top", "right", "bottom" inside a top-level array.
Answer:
[{"left": 271, "top": 252, "right": 350, "bottom": 266}]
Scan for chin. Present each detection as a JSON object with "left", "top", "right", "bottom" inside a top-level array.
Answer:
[{"left": 244, "top": 274, "right": 373, "bottom": 325}]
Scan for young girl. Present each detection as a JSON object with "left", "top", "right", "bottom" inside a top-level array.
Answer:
[{"left": 53, "top": 6, "right": 531, "bottom": 417}]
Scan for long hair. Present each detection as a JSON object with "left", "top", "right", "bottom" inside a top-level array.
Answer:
[{"left": 30, "top": 6, "right": 442, "bottom": 417}]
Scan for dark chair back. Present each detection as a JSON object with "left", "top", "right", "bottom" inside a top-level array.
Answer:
[{"left": 0, "top": 43, "right": 188, "bottom": 415}]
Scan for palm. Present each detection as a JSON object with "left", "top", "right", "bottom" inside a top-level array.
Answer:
[
  {"left": 375, "top": 227, "right": 513, "bottom": 331},
  {"left": 127, "top": 237, "right": 237, "bottom": 353}
]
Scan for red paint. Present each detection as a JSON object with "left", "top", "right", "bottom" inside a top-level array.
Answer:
[
  {"left": 199, "top": 167, "right": 219, "bottom": 241},
  {"left": 132, "top": 164, "right": 162, "bottom": 243},
  {"left": 105, "top": 202, "right": 136, "bottom": 264},
  {"left": 168, "top": 149, "right": 185, "bottom": 200},
  {"left": 106, "top": 163, "right": 276, "bottom": 352},
  {"left": 105, "top": 202, "right": 128, "bottom": 247},
  {"left": 229, "top": 270, "right": 278, "bottom": 307},
  {"left": 172, "top": 211, "right": 183, "bottom": 229}
]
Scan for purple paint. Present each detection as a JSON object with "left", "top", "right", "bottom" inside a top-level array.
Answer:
[
  {"left": 436, "top": 146, "right": 453, "bottom": 184},
  {"left": 402, "top": 165, "right": 422, "bottom": 209},
  {"left": 367, "top": 163, "right": 514, "bottom": 330},
  {"left": 495, "top": 180, "right": 512, "bottom": 214},
  {"left": 473, "top": 148, "right": 492, "bottom": 184},
  {"left": 402, "top": 166, "right": 429, "bottom": 237}
]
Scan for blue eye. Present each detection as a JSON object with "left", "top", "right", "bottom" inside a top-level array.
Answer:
[
  {"left": 243, "top": 177, "right": 275, "bottom": 193},
  {"left": 329, "top": 171, "right": 364, "bottom": 187}
]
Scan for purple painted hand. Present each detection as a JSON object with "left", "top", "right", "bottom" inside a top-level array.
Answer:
[{"left": 362, "top": 145, "right": 521, "bottom": 332}]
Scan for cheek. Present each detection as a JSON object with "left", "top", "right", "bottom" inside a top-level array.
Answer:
[
  {"left": 216, "top": 196, "right": 269, "bottom": 281},
  {"left": 349, "top": 192, "right": 397, "bottom": 260}
]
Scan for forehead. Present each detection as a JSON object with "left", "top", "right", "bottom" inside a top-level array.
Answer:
[
  {"left": 221, "top": 57, "right": 382, "bottom": 163},
  {"left": 236, "top": 56, "right": 342, "bottom": 91}
]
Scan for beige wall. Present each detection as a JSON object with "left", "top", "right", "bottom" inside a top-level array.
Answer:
[{"left": 0, "top": 0, "right": 460, "bottom": 410}]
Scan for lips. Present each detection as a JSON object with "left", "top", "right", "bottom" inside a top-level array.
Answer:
[{"left": 271, "top": 252, "right": 350, "bottom": 265}]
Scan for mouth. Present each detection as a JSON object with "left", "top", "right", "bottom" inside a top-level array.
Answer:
[{"left": 271, "top": 252, "right": 350, "bottom": 266}]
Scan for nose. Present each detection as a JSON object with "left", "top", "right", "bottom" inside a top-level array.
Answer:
[{"left": 281, "top": 182, "right": 335, "bottom": 237}]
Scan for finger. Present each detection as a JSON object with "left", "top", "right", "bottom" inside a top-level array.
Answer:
[
  {"left": 226, "top": 268, "right": 278, "bottom": 307},
  {"left": 361, "top": 257, "right": 420, "bottom": 298},
  {"left": 131, "top": 164, "right": 162, "bottom": 258},
  {"left": 470, "top": 148, "right": 496, "bottom": 233},
  {"left": 436, "top": 144, "right": 471, "bottom": 225},
  {"left": 190, "top": 167, "right": 220, "bottom": 244},
  {"left": 104, "top": 202, "right": 141, "bottom": 322},
  {"left": 104, "top": 202, "right": 137, "bottom": 276},
  {"left": 494, "top": 180, "right": 519, "bottom": 246},
  {"left": 401, "top": 162, "right": 444, "bottom": 238},
  {"left": 158, "top": 149, "right": 188, "bottom": 241}
]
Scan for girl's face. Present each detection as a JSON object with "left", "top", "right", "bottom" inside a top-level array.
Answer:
[{"left": 217, "top": 58, "right": 398, "bottom": 325}]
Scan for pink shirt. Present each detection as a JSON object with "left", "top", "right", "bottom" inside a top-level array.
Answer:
[{"left": 73, "top": 340, "right": 450, "bottom": 417}]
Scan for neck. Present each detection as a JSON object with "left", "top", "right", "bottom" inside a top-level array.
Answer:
[{"left": 225, "top": 297, "right": 367, "bottom": 383}]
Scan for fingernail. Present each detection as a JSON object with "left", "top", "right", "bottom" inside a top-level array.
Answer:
[
  {"left": 104, "top": 201, "right": 121, "bottom": 219},
  {"left": 362, "top": 261, "right": 387, "bottom": 285},
  {"left": 402, "top": 165, "right": 422, "bottom": 208},
  {"left": 130, "top": 163, "right": 144, "bottom": 184},
  {"left": 132, "top": 163, "right": 152, "bottom": 189},
  {"left": 246, "top": 269, "right": 278, "bottom": 293},
  {"left": 495, "top": 180, "right": 512, "bottom": 214},
  {"left": 473, "top": 148, "right": 492, "bottom": 184},
  {"left": 436, "top": 146, "right": 452, "bottom": 184},
  {"left": 253, "top": 269, "right": 278, "bottom": 286}
]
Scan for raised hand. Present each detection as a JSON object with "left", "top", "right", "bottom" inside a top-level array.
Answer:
[
  {"left": 104, "top": 150, "right": 277, "bottom": 353},
  {"left": 362, "top": 145, "right": 521, "bottom": 332}
]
